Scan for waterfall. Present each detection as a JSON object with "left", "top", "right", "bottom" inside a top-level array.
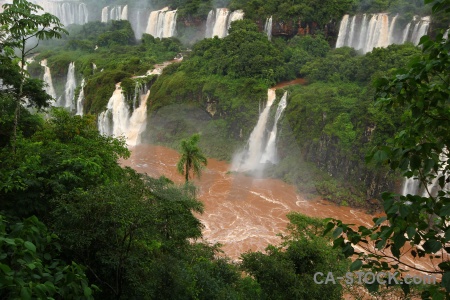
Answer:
[
  {"left": 101, "top": 6, "right": 108, "bottom": 23},
  {"left": 232, "top": 89, "right": 277, "bottom": 171},
  {"left": 64, "top": 62, "right": 76, "bottom": 110},
  {"left": 212, "top": 8, "right": 229, "bottom": 38},
  {"left": 335, "top": 14, "right": 349, "bottom": 48},
  {"left": 101, "top": 5, "right": 127, "bottom": 23},
  {"left": 205, "top": 10, "right": 215, "bottom": 38},
  {"left": 205, "top": 8, "right": 244, "bottom": 38},
  {"left": 76, "top": 78, "right": 85, "bottom": 116},
  {"left": 39, "top": 1, "right": 88, "bottom": 25},
  {"left": 402, "top": 149, "right": 450, "bottom": 197},
  {"left": 227, "top": 9, "right": 244, "bottom": 29},
  {"left": 145, "top": 7, "right": 177, "bottom": 38},
  {"left": 40, "top": 59, "right": 57, "bottom": 101},
  {"left": 98, "top": 82, "right": 151, "bottom": 146},
  {"left": 98, "top": 83, "right": 130, "bottom": 138},
  {"left": 121, "top": 5, "right": 128, "bottom": 20},
  {"left": 336, "top": 14, "right": 430, "bottom": 54},
  {"left": 260, "top": 91, "right": 288, "bottom": 164},
  {"left": 401, "top": 22, "right": 412, "bottom": 43},
  {"left": 127, "top": 86, "right": 150, "bottom": 146},
  {"left": 264, "top": 16, "right": 272, "bottom": 41},
  {"left": 411, "top": 16, "right": 430, "bottom": 45},
  {"left": 401, "top": 177, "right": 420, "bottom": 196}
]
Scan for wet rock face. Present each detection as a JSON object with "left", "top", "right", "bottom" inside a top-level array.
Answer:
[{"left": 305, "top": 133, "right": 395, "bottom": 203}]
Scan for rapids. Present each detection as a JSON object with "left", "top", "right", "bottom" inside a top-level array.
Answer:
[{"left": 123, "top": 145, "right": 375, "bottom": 258}]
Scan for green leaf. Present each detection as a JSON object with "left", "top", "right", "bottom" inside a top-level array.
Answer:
[
  {"left": 423, "top": 239, "right": 442, "bottom": 253},
  {"left": 439, "top": 205, "right": 450, "bottom": 217},
  {"left": 84, "top": 287, "right": 92, "bottom": 297},
  {"left": 333, "top": 227, "right": 343, "bottom": 239},
  {"left": 442, "top": 272, "right": 450, "bottom": 292},
  {"left": 350, "top": 259, "right": 362, "bottom": 271},
  {"left": 24, "top": 241, "right": 36, "bottom": 253},
  {"left": 406, "top": 227, "right": 416, "bottom": 240}
]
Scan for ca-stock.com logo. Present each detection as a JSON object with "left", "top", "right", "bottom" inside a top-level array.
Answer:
[{"left": 314, "top": 271, "right": 437, "bottom": 285}]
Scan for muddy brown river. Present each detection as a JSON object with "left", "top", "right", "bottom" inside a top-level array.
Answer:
[{"left": 122, "top": 145, "right": 377, "bottom": 255}]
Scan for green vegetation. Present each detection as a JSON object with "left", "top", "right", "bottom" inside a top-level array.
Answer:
[
  {"left": 328, "top": 0, "right": 450, "bottom": 297},
  {"left": 177, "top": 133, "right": 208, "bottom": 182}
]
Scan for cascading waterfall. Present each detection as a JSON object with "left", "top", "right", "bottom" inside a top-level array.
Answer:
[
  {"left": 264, "top": 16, "right": 272, "bottom": 41},
  {"left": 101, "top": 6, "right": 108, "bottom": 23},
  {"left": 101, "top": 5, "right": 127, "bottom": 23},
  {"left": 40, "top": 59, "right": 57, "bottom": 101},
  {"left": 260, "top": 91, "right": 288, "bottom": 164},
  {"left": 127, "top": 84, "right": 150, "bottom": 146},
  {"left": 336, "top": 13, "right": 430, "bottom": 53},
  {"left": 63, "top": 62, "right": 76, "bottom": 110},
  {"left": 227, "top": 10, "right": 244, "bottom": 28},
  {"left": 39, "top": 0, "right": 88, "bottom": 25},
  {"left": 231, "top": 89, "right": 277, "bottom": 171},
  {"left": 98, "top": 83, "right": 148, "bottom": 146},
  {"left": 121, "top": 5, "right": 128, "bottom": 20},
  {"left": 98, "top": 83, "right": 130, "bottom": 138},
  {"left": 146, "top": 7, "right": 177, "bottom": 38},
  {"left": 205, "top": 8, "right": 244, "bottom": 38},
  {"left": 76, "top": 78, "right": 85, "bottom": 116}
]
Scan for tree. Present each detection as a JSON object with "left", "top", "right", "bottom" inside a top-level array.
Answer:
[
  {"left": 177, "top": 133, "right": 207, "bottom": 182},
  {"left": 0, "top": 0, "right": 67, "bottom": 151},
  {"left": 0, "top": 214, "right": 96, "bottom": 299},
  {"left": 326, "top": 0, "right": 450, "bottom": 298},
  {"left": 241, "top": 213, "right": 349, "bottom": 300}
]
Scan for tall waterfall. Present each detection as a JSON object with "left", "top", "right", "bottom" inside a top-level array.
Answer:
[
  {"left": 76, "top": 78, "right": 85, "bottom": 116},
  {"left": 127, "top": 86, "right": 150, "bottom": 146},
  {"left": 98, "top": 84, "right": 130, "bottom": 138},
  {"left": 232, "top": 89, "right": 277, "bottom": 171},
  {"left": 63, "top": 62, "right": 76, "bottom": 110},
  {"left": 39, "top": 1, "right": 88, "bottom": 25},
  {"left": 264, "top": 16, "right": 273, "bottom": 41},
  {"left": 146, "top": 7, "right": 177, "bottom": 38},
  {"left": 336, "top": 14, "right": 430, "bottom": 53},
  {"left": 260, "top": 91, "right": 288, "bottom": 164},
  {"left": 101, "top": 5, "right": 127, "bottom": 23},
  {"left": 205, "top": 8, "right": 244, "bottom": 38},
  {"left": 98, "top": 83, "right": 152, "bottom": 146},
  {"left": 40, "top": 59, "right": 57, "bottom": 101}
]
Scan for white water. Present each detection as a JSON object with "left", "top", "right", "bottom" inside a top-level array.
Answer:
[
  {"left": 336, "top": 14, "right": 430, "bottom": 54},
  {"left": 205, "top": 8, "right": 243, "bottom": 38},
  {"left": 98, "top": 83, "right": 151, "bottom": 146},
  {"left": 39, "top": 0, "right": 88, "bottom": 25},
  {"left": 101, "top": 6, "right": 108, "bottom": 23},
  {"left": 402, "top": 149, "right": 450, "bottom": 197},
  {"left": 227, "top": 10, "right": 244, "bottom": 29},
  {"left": 232, "top": 89, "right": 277, "bottom": 171},
  {"left": 146, "top": 7, "right": 177, "bottom": 38},
  {"left": 101, "top": 5, "right": 127, "bottom": 23},
  {"left": 63, "top": 62, "right": 76, "bottom": 111},
  {"left": 127, "top": 88, "right": 150, "bottom": 146},
  {"left": 98, "top": 83, "right": 130, "bottom": 138},
  {"left": 260, "top": 91, "right": 288, "bottom": 164},
  {"left": 76, "top": 78, "right": 85, "bottom": 116},
  {"left": 40, "top": 59, "right": 57, "bottom": 101},
  {"left": 264, "top": 16, "right": 272, "bottom": 41},
  {"left": 121, "top": 5, "right": 128, "bottom": 20}
]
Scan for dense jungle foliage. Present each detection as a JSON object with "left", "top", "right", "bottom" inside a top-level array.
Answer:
[{"left": 25, "top": 0, "right": 443, "bottom": 207}]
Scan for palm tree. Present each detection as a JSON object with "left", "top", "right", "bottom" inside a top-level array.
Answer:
[{"left": 177, "top": 133, "right": 207, "bottom": 182}]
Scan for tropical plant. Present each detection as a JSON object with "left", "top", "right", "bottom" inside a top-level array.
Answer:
[
  {"left": 326, "top": 0, "right": 450, "bottom": 298},
  {"left": 177, "top": 133, "right": 207, "bottom": 182},
  {"left": 0, "top": 0, "right": 67, "bottom": 151}
]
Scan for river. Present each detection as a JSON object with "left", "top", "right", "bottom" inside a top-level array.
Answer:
[{"left": 123, "top": 144, "right": 379, "bottom": 259}]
